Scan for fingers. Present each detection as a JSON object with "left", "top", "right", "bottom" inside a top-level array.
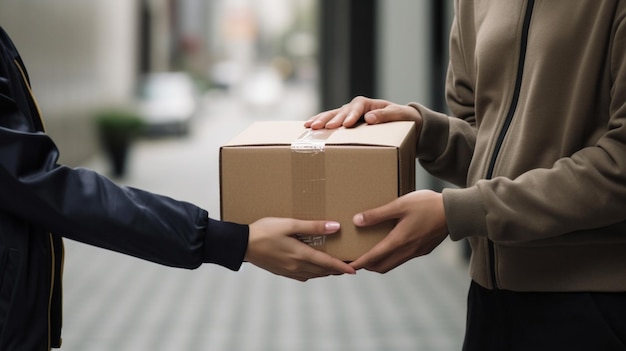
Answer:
[
  {"left": 305, "top": 96, "right": 392, "bottom": 130},
  {"left": 307, "top": 107, "right": 360, "bottom": 130},
  {"left": 290, "top": 220, "right": 355, "bottom": 276},
  {"left": 349, "top": 191, "right": 449, "bottom": 273},
  {"left": 349, "top": 244, "right": 384, "bottom": 271},
  {"left": 275, "top": 242, "right": 356, "bottom": 281},
  {"left": 305, "top": 108, "right": 341, "bottom": 129},
  {"left": 247, "top": 217, "right": 356, "bottom": 281},
  {"left": 348, "top": 224, "right": 403, "bottom": 272},
  {"left": 350, "top": 203, "right": 403, "bottom": 272},
  {"left": 305, "top": 97, "right": 422, "bottom": 131},
  {"left": 339, "top": 97, "right": 369, "bottom": 128},
  {"left": 349, "top": 240, "right": 410, "bottom": 273},
  {"left": 305, "top": 247, "right": 356, "bottom": 275}
]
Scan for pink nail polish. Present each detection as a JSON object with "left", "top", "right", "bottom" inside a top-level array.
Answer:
[{"left": 325, "top": 222, "right": 340, "bottom": 232}]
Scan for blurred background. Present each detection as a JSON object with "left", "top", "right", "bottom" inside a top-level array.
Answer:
[{"left": 1, "top": 1, "right": 471, "bottom": 350}]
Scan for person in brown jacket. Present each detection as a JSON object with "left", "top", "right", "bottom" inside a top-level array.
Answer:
[{"left": 307, "top": 1, "right": 626, "bottom": 349}]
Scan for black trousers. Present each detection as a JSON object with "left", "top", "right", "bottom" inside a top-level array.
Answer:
[{"left": 463, "top": 281, "right": 626, "bottom": 351}]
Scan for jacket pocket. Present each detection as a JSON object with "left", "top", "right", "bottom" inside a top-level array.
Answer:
[{"left": 0, "top": 247, "right": 19, "bottom": 334}]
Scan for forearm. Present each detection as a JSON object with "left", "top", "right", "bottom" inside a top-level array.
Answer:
[{"left": 445, "top": 147, "right": 626, "bottom": 243}]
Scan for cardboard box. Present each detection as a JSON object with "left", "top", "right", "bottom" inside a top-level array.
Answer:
[{"left": 219, "top": 121, "right": 416, "bottom": 261}]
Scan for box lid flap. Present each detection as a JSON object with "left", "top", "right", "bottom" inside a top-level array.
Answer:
[{"left": 223, "top": 121, "right": 415, "bottom": 148}]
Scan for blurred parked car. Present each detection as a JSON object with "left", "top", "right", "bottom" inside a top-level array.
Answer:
[{"left": 137, "top": 72, "right": 198, "bottom": 136}]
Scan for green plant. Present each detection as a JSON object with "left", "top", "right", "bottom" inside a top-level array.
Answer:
[
  {"left": 95, "top": 108, "right": 144, "bottom": 177},
  {"left": 95, "top": 109, "right": 144, "bottom": 145}
]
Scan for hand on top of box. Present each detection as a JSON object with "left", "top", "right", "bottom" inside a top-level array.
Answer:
[
  {"left": 304, "top": 95, "right": 422, "bottom": 130},
  {"left": 246, "top": 217, "right": 356, "bottom": 282}
]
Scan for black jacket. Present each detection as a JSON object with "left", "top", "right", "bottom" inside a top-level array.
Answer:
[{"left": 0, "top": 27, "right": 248, "bottom": 350}]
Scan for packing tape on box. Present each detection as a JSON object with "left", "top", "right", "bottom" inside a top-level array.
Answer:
[{"left": 291, "top": 129, "right": 335, "bottom": 247}]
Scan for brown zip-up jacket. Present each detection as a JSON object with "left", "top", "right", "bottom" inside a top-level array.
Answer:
[{"left": 412, "top": 0, "right": 626, "bottom": 291}]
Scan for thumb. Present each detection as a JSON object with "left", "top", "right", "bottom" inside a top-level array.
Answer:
[
  {"left": 364, "top": 105, "right": 418, "bottom": 125},
  {"left": 353, "top": 200, "right": 401, "bottom": 227}
]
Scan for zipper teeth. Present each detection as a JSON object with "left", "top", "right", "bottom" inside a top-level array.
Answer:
[
  {"left": 486, "top": 0, "right": 535, "bottom": 289},
  {"left": 13, "top": 59, "right": 46, "bottom": 131},
  {"left": 485, "top": 0, "right": 535, "bottom": 179}
]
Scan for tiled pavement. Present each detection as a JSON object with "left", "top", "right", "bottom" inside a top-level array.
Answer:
[{"left": 60, "top": 85, "right": 470, "bottom": 351}]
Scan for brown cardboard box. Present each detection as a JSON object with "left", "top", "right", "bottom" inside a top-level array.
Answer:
[{"left": 219, "top": 121, "right": 416, "bottom": 261}]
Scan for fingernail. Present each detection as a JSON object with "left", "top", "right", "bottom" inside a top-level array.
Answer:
[
  {"left": 364, "top": 113, "right": 377, "bottom": 124},
  {"left": 353, "top": 213, "right": 364, "bottom": 225},
  {"left": 325, "top": 221, "right": 340, "bottom": 232}
]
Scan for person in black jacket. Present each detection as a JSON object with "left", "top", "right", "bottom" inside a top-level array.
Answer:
[{"left": 0, "top": 26, "right": 354, "bottom": 350}]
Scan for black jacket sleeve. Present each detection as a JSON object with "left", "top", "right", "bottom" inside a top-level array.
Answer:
[{"left": 0, "top": 126, "right": 248, "bottom": 270}]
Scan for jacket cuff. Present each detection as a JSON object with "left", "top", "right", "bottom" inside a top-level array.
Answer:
[
  {"left": 203, "top": 218, "right": 249, "bottom": 271},
  {"left": 408, "top": 102, "right": 450, "bottom": 162},
  {"left": 443, "top": 186, "right": 488, "bottom": 241}
]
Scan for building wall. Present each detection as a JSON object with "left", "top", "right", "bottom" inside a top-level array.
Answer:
[
  {"left": 377, "top": 0, "right": 454, "bottom": 190},
  {"left": 377, "top": 0, "right": 433, "bottom": 107},
  {"left": 0, "top": 0, "right": 453, "bottom": 169},
  {"left": 0, "top": 0, "right": 139, "bottom": 166}
]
